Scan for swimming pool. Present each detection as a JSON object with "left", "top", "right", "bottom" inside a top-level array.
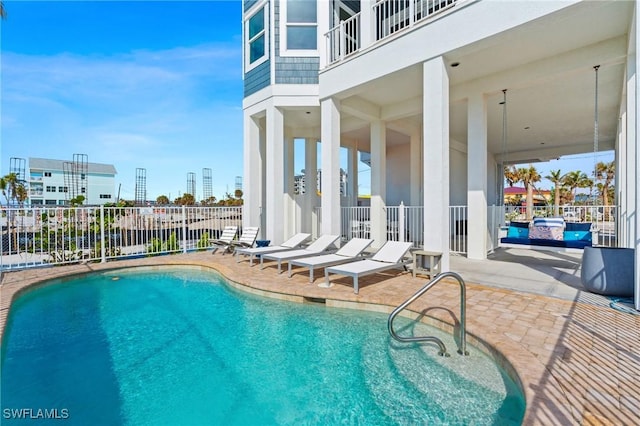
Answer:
[{"left": 1, "top": 267, "right": 525, "bottom": 425}]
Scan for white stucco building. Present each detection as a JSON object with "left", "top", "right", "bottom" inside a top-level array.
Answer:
[
  {"left": 28, "top": 157, "right": 117, "bottom": 206},
  {"left": 242, "top": 0, "right": 639, "bottom": 308}
]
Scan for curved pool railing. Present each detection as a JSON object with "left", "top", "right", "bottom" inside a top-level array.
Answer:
[{"left": 388, "top": 271, "right": 468, "bottom": 357}]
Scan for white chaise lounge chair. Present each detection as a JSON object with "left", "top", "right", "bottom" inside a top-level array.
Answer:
[
  {"left": 323, "top": 241, "right": 413, "bottom": 294},
  {"left": 229, "top": 227, "right": 260, "bottom": 251},
  {"left": 287, "top": 238, "right": 374, "bottom": 282},
  {"left": 234, "top": 233, "right": 311, "bottom": 266},
  {"left": 211, "top": 226, "right": 238, "bottom": 254},
  {"left": 260, "top": 234, "right": 340, "bottom": 274}
]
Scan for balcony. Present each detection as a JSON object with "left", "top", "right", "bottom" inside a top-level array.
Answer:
[{"left": 326, "top": 0, "right": 458, "bottom": 66}]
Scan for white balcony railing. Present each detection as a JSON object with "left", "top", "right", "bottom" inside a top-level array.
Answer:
[
  {"left": 374, "top": 0, "right": 457, "bottom": 41},
  {"left": 326, "top": 13, "right": 361, "bottom": 64},
  {"left": 326, "top": 0, "right": 458, "bottom": 66}
]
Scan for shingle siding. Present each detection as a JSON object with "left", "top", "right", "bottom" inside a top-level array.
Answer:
[
  {"left": 243, "top": 0, "right": 272, "bottom": 97},
  {"left": 244, "top": 60, "right": 271, "bottom": 97},
  {"left": 273, "top": 0, "right": 319, "bottom": 85}
]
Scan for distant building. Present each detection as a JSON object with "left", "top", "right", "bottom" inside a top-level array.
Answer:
[
  {"left": 504, "top": 186, "right": 551, "bottom": 206},
  {"left": 294, "top": 169, "right": 348, "bottom": 196},
  {"left": 28, "top": 157, "right": 117, "bottom": 206}
]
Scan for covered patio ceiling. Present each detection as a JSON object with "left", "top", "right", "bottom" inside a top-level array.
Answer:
[{"left": 335, "top": 0, "right": 631, "bottom": 163}]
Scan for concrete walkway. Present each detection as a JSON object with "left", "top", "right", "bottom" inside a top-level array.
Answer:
[
  {"left": 451, "top": 247, "right": 596, "bottom": 302},
  {"left": 1, "top": 251, "right": 638, "bottom": 425}
]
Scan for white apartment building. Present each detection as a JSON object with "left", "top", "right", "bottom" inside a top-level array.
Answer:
[
  {"left": 28, "top": 157, "right": 117, "bottom": 206},
  {"left": 294, "top": 169, "right": 348, "bottom": 196},
  {"left": 242, "top": 0, "right": 640, "bottom": 308}
]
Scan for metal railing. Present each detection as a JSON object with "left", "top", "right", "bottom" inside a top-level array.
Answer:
[
  {"left": 374, "top": 0, "right": 457, "bottom": 40},
  {"left": 388, "top": 271, "right": 468, "bottom": 357},
  {"left": 449, "top": 205, "right": 467, "bottom": 254},
  {"left": 504, "top": 204, "right": 617, "bottom": 247},
  {"left": 326, "top": 0, "right": 458, "bottom": 66},
  {"left": 326, "top": 13, "right": 361, "bottom": 64},
  {"left": 328, "top": 204, "right": 617, "bottom": 254},
  {"left": 1, "top": 205, "right": 243, "bottom": 271}
]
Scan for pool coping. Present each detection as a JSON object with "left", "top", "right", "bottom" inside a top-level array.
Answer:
[{"left": 0, "top": 254, "right": 597, "bottom": 425}]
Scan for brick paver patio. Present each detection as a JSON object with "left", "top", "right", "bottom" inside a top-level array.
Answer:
[{"left": 1, "top": 252, "right": 638, "bottom": 425}]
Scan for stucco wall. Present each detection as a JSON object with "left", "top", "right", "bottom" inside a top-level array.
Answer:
[{"left": 384, "top": 141, "right": 468, "bottom": 206}]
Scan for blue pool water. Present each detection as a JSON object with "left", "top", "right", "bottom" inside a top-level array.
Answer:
[{"left": 1, "top": 268, "right": 525, "bottom": 425}]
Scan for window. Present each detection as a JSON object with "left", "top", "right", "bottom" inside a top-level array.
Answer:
[
  {"left": 100, "top": 194, "right": 112, "bottom": 199},
  {"left": 44, "top": 172, "right": 52, "bottom": 177},
  {"left": 281, "top": 0, "right": 317, "bottom": 55},
  {"left": 46, "top": 186, "right": 56, "bottom": 192},
  {"left": 245, "top": 3, "right": 269, "bottom": 71},
  {"left": 81, "top": 174, "right": 86, "bottom": 180},
  {"left": 58, "top": 186, "right": 69, "bottom": 193},
  {"left": 45, "top": 199, "right": 56, "bottom": 205},
  {"left": 81, "top": 187, "right": 86, "bottom": 193}
]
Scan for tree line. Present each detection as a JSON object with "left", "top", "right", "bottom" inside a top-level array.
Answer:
[
  {"left": 156, "top": 189, "right": 244, "bottom": 207},
  {"left": 504, "top": 161, "right": 615, "bottom": 219}
]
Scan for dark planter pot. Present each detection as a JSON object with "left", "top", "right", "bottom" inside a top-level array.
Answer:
[{"left": 581, "top": 246, "right": 635, "bottom": 297}]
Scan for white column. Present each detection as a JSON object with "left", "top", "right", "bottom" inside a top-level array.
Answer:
[
  {"left": 360, "top": 0, "right": 374, "bottom": 49},
  {"left": 284, "top": 134, "right": 296, "bottom": 238},
  {"left": 303, "top": 138, "right": 318, "bottom": 234},
  {"left": 266, "top": 104, "right": 285, "bottom": 244},
  {"left": 423, "top": 56, "right": 450, "bottom": 271},
  {"left": 410, "top": 127, "right": 422, "bottom": 205},
  {"left": 370, "top": 120, "right": 387, "bottom": 247},
  {"left": 320, "top": 97, "right": 341, "bottom": 238},
  {"left": 631, "top": 10, "right": 640, "bottom": 311},
  {"left": 467, "top": 92, "right": 488, "bottom": 260},
  {"left": 347, "top": 145, "right": 359, "bottom": 206},
  {"left": 243, "top": 111, "right": 262, "bottom": 230},
  {"left": 317, "top": 0, "right": 330, "bottom": 68}
]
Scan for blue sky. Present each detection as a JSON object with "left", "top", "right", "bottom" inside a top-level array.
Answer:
[
  {"left": 0, "top": 1, "right": 613, "bottom": 202},
  {"left": 1, "top": 1, "right": 243, "bottom": 201}
]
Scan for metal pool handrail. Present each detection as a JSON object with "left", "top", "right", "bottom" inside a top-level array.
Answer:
[{"left": 388, "top": 271, "right": 468, "bottom": 357}]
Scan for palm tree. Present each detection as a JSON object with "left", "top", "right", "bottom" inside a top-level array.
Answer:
[
  {"left": 562, "top": 170, "right": 589, "bottom": 204},
  {"left": 14, "top": 184, "right": 28, "bottom": 207},
  {"left": 504, "top": 166, "right": 520, "bottom": 187},
  {"left": 0, "top": 173, "right": 21, "bottom": 206},
  {"left": 594, "top": 161, "right": 615, "bottom": 207},
  {"left": 545, "top": 169, "right": 563, "bottom": 216},
  {"left": 519, "top": 165, "right": 541, "bottom": 220}
]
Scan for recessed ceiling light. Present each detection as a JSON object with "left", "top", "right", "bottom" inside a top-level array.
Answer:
[{"left": 450, "top": 62, "right": 460, "bottom": 67}]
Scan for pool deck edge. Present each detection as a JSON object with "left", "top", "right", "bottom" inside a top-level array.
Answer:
[{"left": 1, "top": 252, "right": 637, "bottom": 426}]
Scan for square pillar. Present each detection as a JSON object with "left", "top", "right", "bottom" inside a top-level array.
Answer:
[
  {"left": 630, "top": 14, "right": 640, "bottom": 310},
  {"left": 243, "top": 111, "right": 263, "bottom": 230},
  {"left": 410, "top": 127, "right": 422, "bottom": 206},
  {"left": 320, "top": 97, "right": 341, "bottom": 238},
  {"left": 266, "top": 105, "right": 285, "bottom": 244},
  {"left": 423, "top": 56, "right": 450, "bottom": 271},
  {"left": 360, "top": 0, "right": 374, "bottom": 49},
  {"left": 370, "top": 120, "right": 387, "bottom": 247},
  {"left": 467, "top": 92, "right": 488, "bottom": 260},
  {"left": 303, "top": 138, "right": 318, "bottom": 234},
  {"left": 284, "top": 134, "right": 296, "bottom": 238},
  {"left": 347, "top": 145, "right": 359, "bottom": 206}
]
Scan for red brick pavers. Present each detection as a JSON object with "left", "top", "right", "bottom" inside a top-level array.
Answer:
[{"left": 1, "top": 252, "right": 638, "bottom": 425}]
